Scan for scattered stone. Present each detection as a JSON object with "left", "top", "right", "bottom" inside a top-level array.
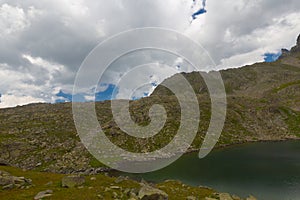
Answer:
[
  {"left": 232, "top": 195, "right": 241, "bottom": 200},
  {"left": 90, "top": 177, "right": 96, "bottom": 181},
  {"left": 114, "top": 176, "right": 126, "bottom": 183},
  {"left": 34, "top": 189, "right": 53, "bottom": 200},
  {"left": 0, "top": 159, "right": 9, "bottom": 166},
  {"left": 186, "top": 196, "right": 197, "bottom": 200},
  {"left": 36, "top": 162, "right": 42, "bottom": 167},
  {"left": 61, "top": 175, "right": 85, "bottom": 188},
  {"left": 0, "top": 176, "right": 13, "bottom": 186},
  {"left": 13, "top": 176, "right": 25, "bottom": 184},
  {"left": 110, "top": 186, "right": 121, "bottom": 190},
  {"left": 138, "top": 184, "right": 168, "bottom": 200},
  {"left": 246, "top": 195, "right": 257, "bottom": 200},
  {"left": 123, "top": 188, "right": 131, "bottom": 195},
  {"left": 219, "top": 193, "right": 234, "bottom": 200},
  {"left": 25, "top": 185, "right": 32, "bottom": 189},
  {"left": 0, "top": 170, "right": 32, "bottom": 190},
  {"left": 2, "top": 184, "right": 14, "bottom": 190},
  {"left": 45, "top": 181, "right": 53, "bottom": 186},
  {"left": 129, "top": 188, "right": 139, "bottom": 199},
  {"left": 205, "top": 198, "right": 217, "bottom": 200},
  {"left": 112, "top": 191, "right": 118, "bottom": 198}
]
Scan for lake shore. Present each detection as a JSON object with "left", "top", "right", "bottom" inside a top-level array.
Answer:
[{"left": 186, "top": 136, "right": 300, "bottom": 155}]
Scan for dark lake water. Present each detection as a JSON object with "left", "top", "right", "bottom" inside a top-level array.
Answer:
[{"left": 126, "top": 141, "right": 300, "bottom": 200}]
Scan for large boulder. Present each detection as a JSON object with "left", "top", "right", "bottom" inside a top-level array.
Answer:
[
  {"left": 34, "top": 190, "right": 53, "bottom": 200},
  {"left": 138, "top": 184, "right": 168, "bottom": 200},
  {"left": 219, "top": 193, "right": 234, "bottom": 200},
  {"left": 0, "top": 170, "right": 32, "bottom": 189},
  {"left": 246, "top": 195, "right": 257, "bottom": 200},
  {"left": 0, "top": 172, "right": 13, "bottom": 186},
  {"left": 61, "top": 175, "right": 85, "bottom": 188}
]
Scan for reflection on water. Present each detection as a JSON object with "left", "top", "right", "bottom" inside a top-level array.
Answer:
[{"left": 124, "top": 141, "right": 300, "bottom": 200}]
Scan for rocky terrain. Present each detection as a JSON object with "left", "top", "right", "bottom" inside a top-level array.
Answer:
[
  {"left": 0, "top": 166, "right": 255, "bottom": 200},
  {"left": 0, "top": 35, "right": 299, "bottom": 199}
]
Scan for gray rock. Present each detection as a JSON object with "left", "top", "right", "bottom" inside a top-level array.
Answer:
[
  {"left": 13, "top": 176, "right": 25, "bottom": 184},
  {"left": 114, "top": 176, "right": 126, "bottom": 183},
  {"left": 186, "top": 196, "right": 197, "bottom": 200},
  {"left": 219, "top": 193, "right": 234, "bottom": 200},
  {"left": 45, "top": 181, "right": 53, "bottom": 186},
  {"left": 2, "top": 184, "right": 14, "bottom": 190},
  {"left": 110, "top": 186, "right": 121, "bottom": 190},
  {"left": 0, "top": 176, "right": 13, "bottom": 186},
  {"left": 0, "top": 159, "right": 9, "bottom": 166},
  {"left": 231, "top": 195, "right": 241, "bottom": 200},
  {"left": 34, "top": 189, "right": 53, "bottom": 200},
  {"left": 246, "top": 195, "right": 257, "bottom": 200},
  {"left": 61, "top": 175, "right": 85, "bottom": 188},
  {"left": 112, "top": 191, "right": 118, "bottom": 198},
  {"left": 138, "top": 184, "right": 168, "bottom": 200},
  {"left": 0, "top": 170, "right": 31, "bottom": 190}
]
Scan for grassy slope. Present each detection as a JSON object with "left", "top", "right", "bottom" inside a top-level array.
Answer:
[{"left": 0, "top": 166, "right": 214, "bottom": 200}]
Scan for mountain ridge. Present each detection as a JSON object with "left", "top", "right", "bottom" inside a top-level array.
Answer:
[{"left": 0, "top": 35, "right": 299, "bottom": 174}]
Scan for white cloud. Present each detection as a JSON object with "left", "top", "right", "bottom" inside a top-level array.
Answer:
[
  {"left": 0, "top": 94, "right": 45, "bottom": 108},
  {"left": 0, "top": 0, "right": 300, "bottom": 107},
  {"left": 115, "top": 62, "right": 179, "bottom": 99},
  {"left": 186, "top": 0, "right": 300, "bottom": 68},
  {"left": 0, "top": 4, "right": 29, "bottom": 36}
]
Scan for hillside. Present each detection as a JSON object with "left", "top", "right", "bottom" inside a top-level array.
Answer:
[{"left": 0, "top": 36, "right": 299, "bottom": 176}]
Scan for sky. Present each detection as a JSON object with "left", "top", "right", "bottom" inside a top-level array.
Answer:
[{"left": 0, "top": 0, "right": 300, "bottom": 108}]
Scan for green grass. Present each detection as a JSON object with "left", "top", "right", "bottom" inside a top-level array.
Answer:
[
  {"left": 273, "top": 80, "right": 300, "bottom": 93},
  {"left": 89, "top": 156, "right": 106, "bottom": 168},
  {"left": 0, "top": 166, "right": 140, "bottom": 200},
  {"left": 279, "top": 107, "right": 300, "bottom": 136},
  {"left": 156, "top": 180, "right": 214, "bottom": 200},
  {"left": 0, "top": 166, "right": 217, "bottom": 200}
]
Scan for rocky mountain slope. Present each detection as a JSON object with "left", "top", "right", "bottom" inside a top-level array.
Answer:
[
  {"left": 0, "top": 36, "right": 299, "bottom": 175},
  {"left": 0, "top": 166, "right": 256, "bottom": 200}
]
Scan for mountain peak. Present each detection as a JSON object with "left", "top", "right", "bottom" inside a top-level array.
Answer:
[
  {"left": 290, "top": 34, "right": 300, "bottom": 53},
  {"left": 280, "top": 34, "right": 300, "bottom": 59}
]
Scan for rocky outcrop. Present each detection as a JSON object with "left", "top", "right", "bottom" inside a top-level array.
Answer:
[
  {"left": 34, "top": 190, "right": 53, "bottom": 200},
  {"left": 138, "top": 184, "right": 168, "bottom": 200},
  {"left": 246, "top": 195, "right": 257, "bottom": 200},
  {"left": 0, "top": 170, "right": 32, "bottom": 190},
  {"left": 219, "top": 193, "right": 234, "bottom": 200},
  {"left": 291, "top": 34, "right": 300, "bottom": 53},
  {"left": 61, "top": 175, "right": 85, "bottom": 188},
  {"left": 280, "top": 48, "right": 291, "bottom": 58},
  {"left": 205, "top": 193, "right": 256, "bottom": 200},
  {"left": 280, "top": 34, "right": 300, "bottom": 58}
]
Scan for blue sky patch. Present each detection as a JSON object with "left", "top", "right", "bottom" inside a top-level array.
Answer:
[
  {"left": 55, "top": 84, "right": 118, "bottom": 103},
  {"left": 264, "top": 52, "right": 282, "bottom": 62},
  {"left": 192, "top": 8, "right": 207, "bottom": 20},
  {"left": 95, "top": 84, "right": 118, "bottom": 101}
]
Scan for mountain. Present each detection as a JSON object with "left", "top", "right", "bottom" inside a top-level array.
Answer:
[{"left": 0, "top": 35, "right": 299, "bottom": 175}]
